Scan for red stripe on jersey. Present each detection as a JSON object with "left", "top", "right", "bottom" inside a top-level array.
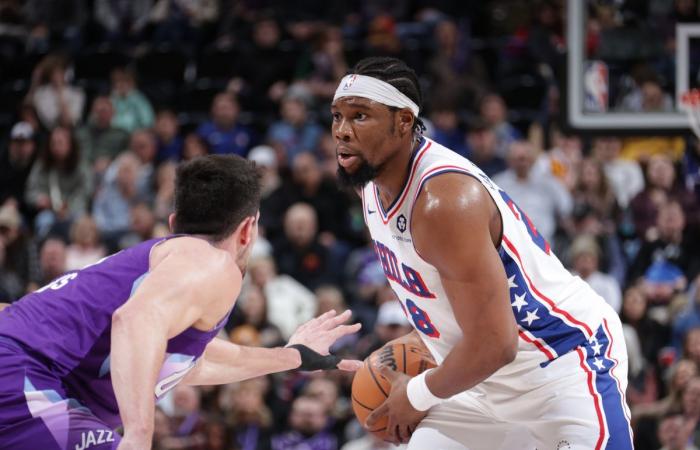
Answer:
[
  {"left": 518, "top": 330, "right": 556, "bottom": 360},
  {"left": 577, "top": 347, "right": 606, "bottom": 450},
  {"left": 503, "top": 236, "right": 594, "bottom": 338},
  {"left": 374, "top": 140, "right": 432, "bottom": 225}
]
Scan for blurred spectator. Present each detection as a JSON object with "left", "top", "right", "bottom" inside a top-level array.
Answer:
[
  {"left": 315, "top": 285, "right": 347, "bottom": 316},
  {"left": 153, "top": 161, "right": 177, "bottom": 223},
  {"left": 656, "top": 413, "right": 698, "bottom": 450},
  {"left": 303, "top": 377, "right": 351, "bottom": 444},
  {"left": 427, "top": 19, "right": 487, "bottom": 112},
  {"left": 273, "top": 203, "right": 336, "bottom": 290},
  {"left": 571, "top": 158, "right": 620, "bottom": 228},
  {"left": 248, "top": 255, "right": 316, "bottom": 340},
  {"left": 149, "top": 0, "right": 218, "bottom": 46},
  {"left": 154, "top": 109, "right": 183, "bottom": 163},
  {"left": 465, "top": 121, "right": 507, "bottom": 177},
  {"left": 479, "top": 93, "right": 521, "bottom": 158},
  {"left": 221, "top": 379, "right": 274, "bottom": 450},
  {"left": 267, "top": 96, "right": 323, "bottom": 165},
  {"left": 153, "top": 407, "right": 173, "bottom": 450},
  {"left": 76, "top": 95, "right": 130, "bottom": 174},
  {"left": 271, "top": 395, "right": 337, "bottom": 450},
  {"left": 429, "top": 104, "right": 468, "bottom": 157},
  {"left": 0, "top": 122, "right": 38, "bottom": 214},
  {"left": 248, "top": 145, "right": 281, "bottom": 198},
  {"left": 620, "top": 286, "right": 670, "bottom": 377},
  {"left": 119, "top": 202, "right": 163, "bottom": 249},
  {"left": 30, "top": 236, "right": 67, "bottom": 289},
  {"left": 680, "top": 377, "right": 700, "bottom": 445},
  {"left": 634, "top": 359, "right": 697, "bottom": 424},
  {"left": 65, "top": 215, "right": 106, "bottom": 271},
  {"left": 159, "top": 385, "right": 207, "bottom": 450},
  {"left": 196, "top": 93, "right": 254, "bottom": 156},
  {"left": 128, "top": 129, "right": 158, "bottom": 188},
  {"left": 356, "top": 299, "right": 412, "bottom": 359},
  {"left": 592, "top": 137, "right": 645, "bottom": 209},
  {"left": 569, "top": 235, "right": 622, "bottom": 313},
  {"left": 289, "top": 152, "right": 356, "bottom": 246},
  {"left": 534, "top": 130, "right": 582, "bottom": 192},
  {"left": 365, "top": 14, "right": 401, "bottom": 57},
  {"left": 231, "top": 285, "right": 284, "bottom": 348},
  {"left": 675, "top": 279, "right": 700, "bottom": 352},
  {"left": 297, "top": 26, "right": 348, "bottom": 100},
  {"left": 181, "top": 132, "right": 209, "bottom": 161},
  {"left": 25, "top": 126, "right": 92, "bottom": 239},
  {"left": 619, "top": 75, "right": 674, "bottom": 113},
  {"left": 94, "top": 0, "right": 152, "bottom": 45},
  {"left": 110, "top": 67, "right": 155, "bottom": 133},
  {"left": 0, "top": 204, "right": 34, "bottom": 301},
  {"left": 92, "top": 152, "right": 148, "bottom": 248},
  {"left": 630, "top": 155, "right": 699, "bottom": 240},
  {"left": 28, "top": 53, "right": 85, "bottom": 128},
  {"left": 23, "top": 0, "right": 86, "bottom": 53},
  {"left": 628, "top": 201, "right": 700, "bottom": 285},
  {"left": 685, "top": 139, "right": 700, "bottom": 198},
  {"left": 493, "top": 140, "right": 573, "bottom": 242}
]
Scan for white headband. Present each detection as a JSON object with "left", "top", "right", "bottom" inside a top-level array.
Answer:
[{"left": 333, "top": 74, "right": 420, "bottom": 116}]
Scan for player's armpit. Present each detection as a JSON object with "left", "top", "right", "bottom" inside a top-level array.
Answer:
[{"left": 411, "top": 173, "right": 518, "bottom": 399}]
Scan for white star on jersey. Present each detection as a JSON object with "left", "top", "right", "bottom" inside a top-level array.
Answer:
[
  {"left": 521, "top": 308, "right": 540, "bottom": 327},
  {"left": 593, "top": 358, "right": 605, "bottom": 370},
  {"left": 591, "top": 341, "right": 603, "bottom": 356},
  {"left": 507, "top": 275, "right": 518, "bottom": 290},
  {"left": 511, "top": 293, "right": 528, "bottom": 313}
]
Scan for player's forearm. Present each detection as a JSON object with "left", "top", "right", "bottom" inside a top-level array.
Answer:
[
  {"left": 426, "top": 335, "right": 515, "bottom": 399},
  {"left": 110, "top": 309, "right": 166, "bottom": 440},
  {"left": 183, "top": 338, "right": 301, "bottom": 385}
]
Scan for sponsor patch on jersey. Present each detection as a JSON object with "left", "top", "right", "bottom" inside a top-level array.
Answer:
[{"left": 396, "top": 214, "right": 407, "bottom": 233}]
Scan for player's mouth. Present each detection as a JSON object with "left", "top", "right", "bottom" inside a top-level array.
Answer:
[{"left": 337, "top": 148, "right": 361, "bottom": 169}]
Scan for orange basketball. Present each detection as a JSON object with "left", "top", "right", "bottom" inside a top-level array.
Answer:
[{"left": 351, "top": 343, "right": 437, "bottom": 440}]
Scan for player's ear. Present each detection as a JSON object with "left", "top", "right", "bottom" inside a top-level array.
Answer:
[
  {"left": 397, "top": 109, "right": 414, "bottom": 136},
  {"left": 168, "top": 213, "right": 176, "bottom": 233},
  {"left": 236, "top": 214, "right": 258, "bottom": 247}
]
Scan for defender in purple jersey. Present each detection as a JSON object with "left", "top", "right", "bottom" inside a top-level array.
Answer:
[{"left": 0, "top": 155, "right": 362, "bottom": 450}]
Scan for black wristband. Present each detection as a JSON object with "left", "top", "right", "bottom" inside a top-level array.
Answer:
[{"left": 287, "top": 344, "right": 341, "bottom": 371}]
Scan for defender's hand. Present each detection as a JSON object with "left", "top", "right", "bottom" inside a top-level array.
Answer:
[
  {"left": 365, "top": 366, "right": 428, "bottom": 444},
  {"left": 287, "top": 310, "right": 362, "bottom": 371}
]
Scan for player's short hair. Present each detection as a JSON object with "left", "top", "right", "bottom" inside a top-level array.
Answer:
[
  {"left": 173, "top": 155, "right": 261, "bottom": 242},
  {"left": 351, "top": 56, "right": 425, "bottom": 134}
]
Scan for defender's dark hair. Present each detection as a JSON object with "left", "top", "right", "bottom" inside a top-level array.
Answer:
[
  {"left": 173, "top": 155, "right": 261, "bottom": 242},
  {"left": 351, "top": 57, "right": 426, "bottom": 135}
]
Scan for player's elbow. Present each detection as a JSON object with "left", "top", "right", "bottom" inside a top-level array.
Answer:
[{"left": 495, "top": 330, "right": 518, "bottom": 368}]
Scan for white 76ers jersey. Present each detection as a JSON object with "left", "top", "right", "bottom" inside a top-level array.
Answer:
[{"left": 361, "top": 137, "right": 612, "bottom": 378}]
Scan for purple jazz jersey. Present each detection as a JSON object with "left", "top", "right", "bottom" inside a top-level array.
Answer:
[{"left": 0, "top": 236, "right": 228, "bottom": 449}]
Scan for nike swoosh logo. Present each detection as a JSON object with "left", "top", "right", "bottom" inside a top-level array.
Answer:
[{"left": 367, "top": 210, "right": 376, "bottom": 215}]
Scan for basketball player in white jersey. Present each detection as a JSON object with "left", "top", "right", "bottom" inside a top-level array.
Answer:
[{"left": 332, "top": 57, "right": 633, "bottom": 450}]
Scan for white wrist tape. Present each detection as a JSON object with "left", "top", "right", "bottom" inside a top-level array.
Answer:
[
  {"left": 333, "top": 74, "right": 420, "bottom": 116},
  {"left": 406, "top": 368, "right": 443, "bottom": 411}
]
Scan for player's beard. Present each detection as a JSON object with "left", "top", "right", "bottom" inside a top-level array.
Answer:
[{"left": 336, "top": 155, "right": 379, "bottom": 189}]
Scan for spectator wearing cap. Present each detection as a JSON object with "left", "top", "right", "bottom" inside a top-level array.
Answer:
[
  {"left": 266, "top": 95, "right": 323, "bottom": 165},
  {"left": 569, "top": 235, "right": 622, "bottom": 312},
  {"left": 75, "top": 95, "right": 130, "bottom": 174},
  {"left": 197, "top": 93, "right": 255, "bottom": 157},
  {"left": 0, "top": 122, "right": 38, "bottom": 215},
  {"left": 493, "top": 140, "right": 573, "bottom": 243},
  {"left": 465, "top": 120, "right": 507, "bottom": 177},
  {"left": 356, "top": 300, "right": 412, "bottom": 360}
]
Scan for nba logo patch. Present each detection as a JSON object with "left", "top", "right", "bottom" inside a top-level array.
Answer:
[
  {"left": 397, "top": 214, "right": 407, "bottom": 233},
  {"left": 343, "top": 74, "right": 358, "bottom": 90}
]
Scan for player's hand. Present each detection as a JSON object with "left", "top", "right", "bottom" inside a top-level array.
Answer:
[
  {"left": 287, "top": 309, "right": 362, "bottom": 371},
  {"left": 365, "top": 365, "right": 428, "bottom": 444}
]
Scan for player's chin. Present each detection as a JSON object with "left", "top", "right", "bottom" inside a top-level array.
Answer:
[{"left": 338, "top": 359, "right": 364, "bottom": 371}]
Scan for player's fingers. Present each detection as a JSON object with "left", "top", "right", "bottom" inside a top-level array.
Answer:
[
  {"left": 377, "top": 363, "right": 398, "bottom": 381},
  {"left": 319, "top": 309, "right": 352, "bottom": 330},
  {"left": 331, "top": 323, "right": 361, "bottom": 339},
  {"left": 398, "top": 424, "right": 412, "bottom": 443},
  {"left": 365, "top": 402, "right": 389, "bottom": 427},
  {"left": 337, "top": 359, "right": 363, "bottom": 372},
  {"left": 311, "top": 309, "right": 337, "bottom": 328}
]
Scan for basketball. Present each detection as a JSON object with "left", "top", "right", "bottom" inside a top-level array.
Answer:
[{"left": 351, "top": 343, "right": 437, "bottom": 439}]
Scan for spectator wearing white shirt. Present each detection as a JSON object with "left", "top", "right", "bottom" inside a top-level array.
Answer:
[
  {"left": 570, "top": 235, "right": 622, "bottom": 313},
  {"left": 493, "top": 140, "right": 573, "bottom": 243},
  {"left": 592, "top": 137, "right": 644, "bottom": 209}
]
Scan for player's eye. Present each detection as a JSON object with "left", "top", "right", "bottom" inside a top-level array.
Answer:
[
  {"left": 332, "top": 112, "right": 341, "bottom": 121},
  {"left": 355, "top": 113, "right": 367, "bottom": 121}
]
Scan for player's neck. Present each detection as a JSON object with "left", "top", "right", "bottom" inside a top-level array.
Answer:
[{"left": 374, "top": 138, "right": 419, "bottom": 210}]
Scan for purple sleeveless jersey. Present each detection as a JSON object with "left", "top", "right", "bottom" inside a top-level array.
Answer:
[{"left": 0, "top": 236, "right": 229, "bottom": 429}]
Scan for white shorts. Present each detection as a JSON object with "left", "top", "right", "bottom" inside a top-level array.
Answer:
[{"left": 408, "top": 314, "right": 633, "bottom": 450}]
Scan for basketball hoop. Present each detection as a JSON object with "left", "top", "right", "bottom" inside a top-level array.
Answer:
[{"left": 680, "top": 88, "right": 700, "bottom": 139}]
